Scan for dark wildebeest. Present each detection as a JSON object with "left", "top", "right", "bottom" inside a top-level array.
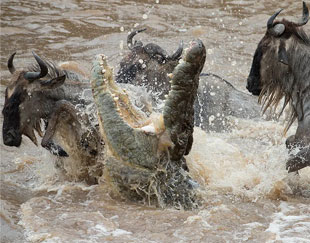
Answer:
[
  {"left": 117, "top": 29, "right": 261, "bottom": 132},
  {"left": 2, "top": 52, "right": 104, "bottom": 183},
  {"left": 246, "top": 2, "right": 310, "bottom": 172},
  {"left": 116, "top": 28, "right": 183, "bottom": 99}
]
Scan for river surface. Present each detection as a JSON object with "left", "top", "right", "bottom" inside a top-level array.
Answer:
[{"left": 1, "top": 0, "right": 310, "bottom": 242}]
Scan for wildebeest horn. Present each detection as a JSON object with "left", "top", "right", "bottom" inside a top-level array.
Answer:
[
  {"left": 297, "top": 1, "right": 309, "bottom": 26},
  {"left": 127, "top": 28, "right": 147, "bottom": 50},
  {"left": 8, "top": 52, "right": 17, "bottom": 74},
  {"left": 24, "top": 52, "right": 48, "bottom": 81},
  {"left": 169, "top": 41, "right": 183, "bottom": 61},
  {"left": 267, "top": 9, "right": 285, "bottom": 36}
]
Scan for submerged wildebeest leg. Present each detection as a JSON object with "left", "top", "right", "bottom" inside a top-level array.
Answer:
[
  {"left": 41, "top": 100, "right": 103, "bottom": 183},
  {"left": 41, "top": 101, "right": 80, "bottom": 157},
  {"left": 286, "top": 116, "right": 310, "bottom": 172}
]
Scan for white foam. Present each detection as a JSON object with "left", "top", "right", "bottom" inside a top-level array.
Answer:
[
  {"left": 91, "top": 224, "right": 132, "bottom": 237},
  {"left": 266, "top": 202, "right": 310, "bottom": 242},
  {"left": 187, "top": 119, "right": 310, "bottom": 200}
]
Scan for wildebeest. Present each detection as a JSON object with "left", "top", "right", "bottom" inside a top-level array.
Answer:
[
  {"left": 2, "top": 52, "right": 104, "bottom": 183},
  {"left": 246, "top": 2, "right": 310, "bottom": 172},
  {"left": 116, "top": 28, "right": 183, "bottom": 99},
  {"left": 117, "top": 29, "right": 261, "bottom": 132}
]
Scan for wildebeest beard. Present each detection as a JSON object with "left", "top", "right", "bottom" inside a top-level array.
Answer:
[{"left": 255, "top": 33, "right": 310, "bottom": 132}]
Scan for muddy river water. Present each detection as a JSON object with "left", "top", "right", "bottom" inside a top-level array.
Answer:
[{"left": 1, "top": 0, "right": 310, "bottom": 242}]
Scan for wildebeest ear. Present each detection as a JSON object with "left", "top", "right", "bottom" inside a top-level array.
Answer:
[
  {"left": 40, "top": 75, "right": 66, "bottom": 89},
  {"left": 278, "top": 43, "right": 289, "bottom": 65}
]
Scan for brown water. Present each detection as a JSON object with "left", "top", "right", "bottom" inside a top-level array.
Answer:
[{"left": 1, "top": 0, "right": 310, "bottom": 242}]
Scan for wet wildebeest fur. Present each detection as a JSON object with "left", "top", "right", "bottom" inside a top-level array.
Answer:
[
  {"left": 246, "top": 2, "right": 310, "bottom": 172},
  {"left": 117, "top": 29, "right": 261, "bottom": 132},
  {"left": 116, "top": 28, "right": 183, "bottom": 99},
  {"left": 2, "top": 52, "right": 104, "bottom": 183}
]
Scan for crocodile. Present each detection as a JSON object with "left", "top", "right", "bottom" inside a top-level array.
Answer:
[{"left": 91, "top": 40, "right": 206, "bottom": 209}]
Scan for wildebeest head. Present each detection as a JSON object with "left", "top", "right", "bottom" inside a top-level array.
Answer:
[
  {"left": 246, "top": 1, "right": 309, "bottom": 96},
  {"left": 116, "top": 28, "right": 183, "bottom": 98},
  {"left": 2, "top": 52, "right": 66, "bottom": 147}
]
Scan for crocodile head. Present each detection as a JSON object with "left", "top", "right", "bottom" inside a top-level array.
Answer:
[{"left": 91, "top": 39, "right": 206, "bottom": 209}]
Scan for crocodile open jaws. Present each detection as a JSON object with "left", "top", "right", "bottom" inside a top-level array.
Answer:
[{"left": 91, "top": 39, "right": 206, "bottom": 209}]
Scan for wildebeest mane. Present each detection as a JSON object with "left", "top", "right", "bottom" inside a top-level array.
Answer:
[{"left": 258, "top": 21, "right": 310, "bottom": 134}]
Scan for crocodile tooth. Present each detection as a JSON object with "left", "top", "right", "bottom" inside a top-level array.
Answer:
[{"left": 167, "top": 73, "right": 173, "bottom": 79}]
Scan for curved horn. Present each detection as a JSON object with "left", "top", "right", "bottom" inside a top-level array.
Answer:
[
  {"left": 267, "top": 9, "right": 285, "bottom": 36},
  {"left": 297, "top": 1, "right": 309, "bottom": 26},
  {"left": 127, "top": 28, "right": 147, "bottom": 50},
  {"left": 24, "top": 52, "right": 48, "bottom": 81},
  {"left": 169, "top": 41, "right": 183, "bottom": 60},
  {"left": 8, "top": 52, "right": 17, "bottom": 74}
]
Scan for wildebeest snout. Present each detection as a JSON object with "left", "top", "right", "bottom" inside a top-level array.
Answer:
[
  {"left": 3, "top": 128, "right": 22, "bottom": 147},
  {"left": 246, "top": 76, "right": 262, "bottom": 96}
]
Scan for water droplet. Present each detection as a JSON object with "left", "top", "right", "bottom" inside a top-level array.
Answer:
[
  {"left": 209, "top": 115, "right": 215, "bottom": 124},
  {"left": 142, "top": 14, "right": 148, "bottom": 19}
]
